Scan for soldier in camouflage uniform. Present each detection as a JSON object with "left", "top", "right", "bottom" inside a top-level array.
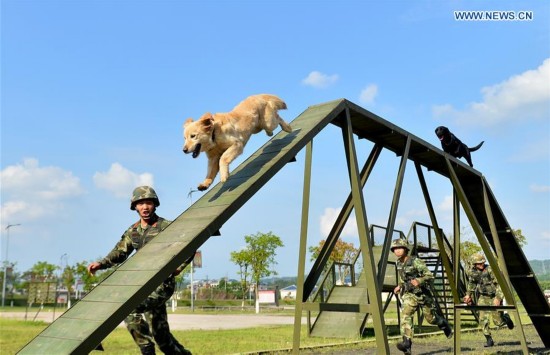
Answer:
[
  {"left": 391, "top": 238, "right": 453, "bottom": 354},
  {"left": 463, "top": 253, "right": 514, "bottom": 347},
  {"left": 88, "top": 186, "right": 192, "bottom": 355}
]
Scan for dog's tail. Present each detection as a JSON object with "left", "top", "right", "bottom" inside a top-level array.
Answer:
[{"left": 469, "top": 141, "right": 484, "bottom": 152}]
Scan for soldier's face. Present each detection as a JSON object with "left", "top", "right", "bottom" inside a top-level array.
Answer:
[
  {"left": 392, "top": 247, "right": 407, "bottom": 258},
  {"left": 135, "top": 200, "right": 156, "bottom": 220},
  {"left": 474, "top": 262, "right": 485, "bottom": 270}
]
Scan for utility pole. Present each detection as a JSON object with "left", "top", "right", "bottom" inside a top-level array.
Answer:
[{"left": 2, "top": 223, "right": 21, "bottom": 308}]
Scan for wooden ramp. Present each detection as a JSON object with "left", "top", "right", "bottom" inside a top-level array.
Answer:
[
  {"left": 18, "top": 100, "right": 345, "bottom": 354},
  {"left": 309, "top": 275, "right": 368, "bottom": 338},
  {"left": 19, "top": 98, "right": 550, "bottom": 353},
  {"left": 309, "top": 246, "right": 397, "bottom": 338}
]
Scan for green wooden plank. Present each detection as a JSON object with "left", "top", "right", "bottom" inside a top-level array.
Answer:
[
  {"left": 18, "top": 337, "right": 83, "bottom": 354},
  {"left": 61, "top": 300, "right": 124, "bottom": 321},
  {"left": 40, "top": 318, "right": 103, "bottom": 340},
  {"left": 101, "top": 270, "right": 157, "bottom": 286},
  {"left": 119, "top": 241, "right": 188, "bottom": 269},
  {"left": 83, "top": 285, "right": 142, "bottom": 303}
]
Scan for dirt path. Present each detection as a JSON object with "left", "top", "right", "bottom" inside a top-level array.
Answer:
[{"left": 0, "top": 311, "right": 305, "bottom": 330}]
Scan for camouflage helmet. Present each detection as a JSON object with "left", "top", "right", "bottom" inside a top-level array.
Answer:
[
  {"left": 470, "top": 253, "right": 486, "bottom": 264},
  {"left": 390, "top": 238, "right": 410, "bottom": 252},
  {"left": 130, "top": 186, "right": 160, "bottom": 210}
]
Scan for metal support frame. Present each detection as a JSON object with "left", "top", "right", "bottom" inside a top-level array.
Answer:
[
  {"left": 414, "top": 162, "right": 457, "bottom": 297},
  {"left": 293, "top": 141, "right": 313, "bottom": 353},
  {"left": 481, "top": 177, "right": 528, "bottom": 352},
  {"left": 341, "top": 108, "right": 389, "bottom": 353},
  {"left": 377, "top": 136, "right": 411, "bottom": 286},
  {"left": 453, "top": 189, "right": 462, "bottom": 350},
  {"left": 302, "top": 143, "right": 382, "bottom": 298},
  {"left": 445, "top": 159, "right": 529, "bottom": 353}
]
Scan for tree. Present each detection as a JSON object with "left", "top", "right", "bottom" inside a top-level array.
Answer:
[
  {"left": 309, "top": 239, "right": 359, "bottom": 285},
  {"left": 242, "top": 231, "right": 284, "bottom": 313},
  {"left": 230, "top": 248, "right": 252, "bottom": 308},
  {"left": 1, "top": 261, "right": 18, "bottom": 301},
  {"left": 61, "top": 265, "right": 75, "bottom": 293},
  {"left": 459, "top": 240, "right": 482, "bottom": 267},
  {"left": 74, "top": 261, "right": 99, "bottom": 293},
  {"left": 513, "top": 229, "right": 527, "bottom": 248},
  {"left": 29, "top": 261, "right": 57, "bottom": 282}
]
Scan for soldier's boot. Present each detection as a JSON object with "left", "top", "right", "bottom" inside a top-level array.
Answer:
[
  {"left": 158, "top": 345, "right": 191, "bottom": 355},
  {"left": 502, "top": 313, "right": 514, "bottom": 330},
  {"left": 139, "top": 343, "right": 156, "bottom": 355},
  {"left": 158, "top": 339, "right": 192, "bottom": 355},
  {"left": 396, "top": 336, "right": 412, "bottom": 355},
  {"left": 438, "top": 318, "right": 453, "bottom": 339},
  {"left": 484, "top": 334, "right": 494, "bottom": 347}
]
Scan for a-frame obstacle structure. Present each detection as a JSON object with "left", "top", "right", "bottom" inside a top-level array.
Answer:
[{"left": 19, "top": 99, "right": 550, "bottom": 354}]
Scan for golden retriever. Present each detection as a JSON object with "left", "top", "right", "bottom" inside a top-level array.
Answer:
[{"left": 183, "top": 94, "right": 292, "bottom": 191}]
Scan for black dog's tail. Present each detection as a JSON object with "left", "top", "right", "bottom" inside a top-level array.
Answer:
[{"left": 469, "top": 141, "right": 484, "bottom": 152}]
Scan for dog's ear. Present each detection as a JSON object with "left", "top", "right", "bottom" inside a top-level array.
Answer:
[
  {"left": 199, "top": 112, "right": 213, "bottom": 121},
  {"left": 184, "top": 118, "right": 194, "bottom": 128},
  {"left": 199, "top": 113, "right": 214, "bottom": 131},
  {"left": 183, "top": 117, "right": 193, "bottom": 128}
]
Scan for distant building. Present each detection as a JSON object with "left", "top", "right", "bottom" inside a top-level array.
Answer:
[{"left": 280, "top": 285, "right": 297, "bottom": 300}]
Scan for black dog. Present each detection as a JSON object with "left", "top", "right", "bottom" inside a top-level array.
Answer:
[{"left": 435, "top": 126, "right": 484, "bottom": 167}]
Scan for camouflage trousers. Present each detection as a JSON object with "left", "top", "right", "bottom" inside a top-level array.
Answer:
[
  {"left": 400, "top": 291, "right": 444, "bottom": 339},
  {"left": 477, "top": 294, "right": 505, "bottom": 335},
  {"left": 125, "top": 276, "right": 188, "bottom": 354}
]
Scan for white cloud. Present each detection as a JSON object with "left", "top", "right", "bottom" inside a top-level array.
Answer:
[
  {"left": 0, "top": 158, "right": 84, "bottom": 224},
  {"left": 359, "top": 84, "right": 378, "bottom": 105},
  {"left": 438, "top": 195, "right": 454, "bottom": 211},
  {"left": 319, "top": 207, "right": 358, "bottom": 238},
  {"left": 1, "top": 158, "right": 84, "bottom": 199},
  {"left": 93, "top": 163, "right": 154, "bottom": 198},
  {"left": 433, "top": 58, "right": 550, "bottom": 127},
  {"left": 302, "top": 71, "right": 339, "bottom": 89},
  {"left": 530, "top": 184, "right": 550, "bottom": 193}
]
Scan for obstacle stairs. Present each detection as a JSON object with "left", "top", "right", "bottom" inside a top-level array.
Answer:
[{"left": 19, "top": 99, "right": 550, "bottom": 354}]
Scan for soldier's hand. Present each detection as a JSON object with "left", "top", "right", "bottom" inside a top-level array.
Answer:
[
  {"left": 410, "top": 279, "right": 420, "bottom": 287},
  {"left": 394, "top": 285, "right": 401, "bottom": 295},
  {"left": 493, "top": 298, "right": 501, "bottom": 306},
  {"left": 87, "top": 262, "right": 101, "bottom": 275},
  {"left": 463, "top": 295, "right": 472, "bottom": 305}
]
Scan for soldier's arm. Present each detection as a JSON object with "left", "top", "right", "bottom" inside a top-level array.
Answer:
[
  {"left": 489, "top": 267, "right": 505, "bottom": 301},
  {"left": 414, "top": 258, "right": 434, "bottom": 285},
  {"left": 97, "top": 230, "right": 134, "bottom": 269}
]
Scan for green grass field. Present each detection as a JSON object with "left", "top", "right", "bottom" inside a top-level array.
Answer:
[
  {"left": 2, "top": 303, "right": 547, "bottom": 354},
  {"left": 3, "top": 318, "right": 548, "bottom": 355},
  {"left": 1, "top": 318, "right": 366, "bottom": 354}
]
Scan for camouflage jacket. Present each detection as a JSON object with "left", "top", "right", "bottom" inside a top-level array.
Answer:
[
  {"left": 396, "top": 256, "right": 434, "bottom": 294},
  {"left": 98, "top": 214, "right": 172, "bottom": 269},
  {"left": 466, "top": 264, "right": 503, "bottom": 300}
]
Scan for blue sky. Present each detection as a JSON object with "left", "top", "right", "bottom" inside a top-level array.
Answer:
[{"left": 1, "top": 1, "right": 549, "bottom": 281}]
